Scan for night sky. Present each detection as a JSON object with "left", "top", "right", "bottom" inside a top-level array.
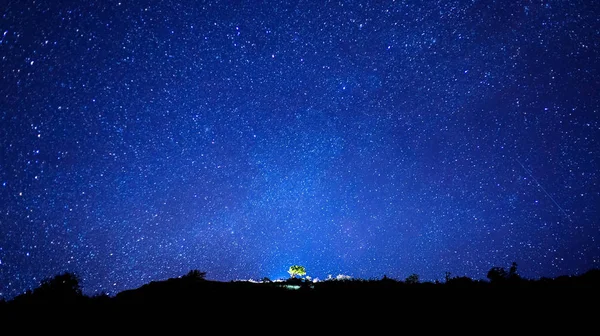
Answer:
[{"left": 1, "top": 0, "right": 599, "bottom": 298}]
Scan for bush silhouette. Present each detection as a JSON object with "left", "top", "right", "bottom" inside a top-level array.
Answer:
[
  {"left": 12, "top": 272, "right": 84, "bottom": 304},
  {"left": 405, "top": 274, "right": 420, "bottom": 284},
  {"left": 182, "top": 270, "right": 207, "bottom": 281}
]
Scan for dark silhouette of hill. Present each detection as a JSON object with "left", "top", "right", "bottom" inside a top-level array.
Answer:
[
  {"left": 2, "top": 266, "right": 598, "bottom": 319},
  {"left": 113, "top": 270, "right": 295, "bottom": 306}
]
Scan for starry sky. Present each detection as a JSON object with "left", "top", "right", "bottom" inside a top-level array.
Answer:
[{"left": 1, "top": 0, "right": 599, "bottom": 298}]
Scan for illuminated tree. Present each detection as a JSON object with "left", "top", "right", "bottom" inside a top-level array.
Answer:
[{"left": 288, "top": 265, "right": 307, "bottom": 278}]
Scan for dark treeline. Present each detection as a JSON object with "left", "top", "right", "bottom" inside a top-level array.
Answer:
[{"left": 2, "top": 263, "right": 599, "bottom": 310}]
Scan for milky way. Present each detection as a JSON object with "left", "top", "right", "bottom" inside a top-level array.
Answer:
[{"left": 1, "top": 0, "right": 598, "bottom": 298}]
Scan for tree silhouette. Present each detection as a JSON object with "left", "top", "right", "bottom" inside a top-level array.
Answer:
[
  {"left": 20, "top": 272, "right": 85, "bottom": 303},
  {"left": 288, "top": 265, "right": 306, "bottom": 278},
  {"left": 487, "top": 267, "right": 507, "bottom": 283},
  {"left": 508, "top": 262, "right": 521, "bottom": 280},
  {"left": 445, "top": 272, "right": 452, "bottom": 283},
  {"left": 405, "top": 274, "right": 420, "bottom": 284},
  {"left": 39, "top": 272, "right": 81, "bottom": 294}
]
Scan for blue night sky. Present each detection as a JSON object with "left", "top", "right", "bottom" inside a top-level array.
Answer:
[{"left": 1, "top": 0, "right": 598, "bottom": 298}]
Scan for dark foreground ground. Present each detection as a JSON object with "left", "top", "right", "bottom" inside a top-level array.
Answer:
[{"left": 1, "top": 269, "right": 598, "bottom": 329}]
